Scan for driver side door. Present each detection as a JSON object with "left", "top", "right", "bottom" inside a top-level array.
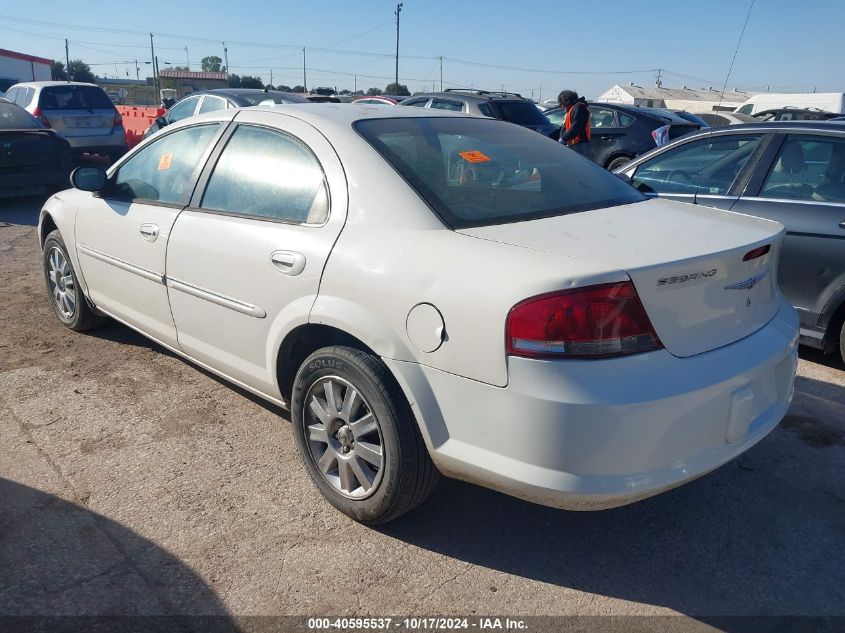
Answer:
[
  {"left": 627, "top": 133, "right": 768, "bottom": 211},
  {"left": 74, "top": 121, "right": 227, "bottom": 348}
]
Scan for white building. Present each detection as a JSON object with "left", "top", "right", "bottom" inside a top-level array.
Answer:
[
  {"left": 596, "top": 84, "right": 757, "bottom": 113},
  {"left": 0, "top": 48, "right": 52, "bottom": 92}
]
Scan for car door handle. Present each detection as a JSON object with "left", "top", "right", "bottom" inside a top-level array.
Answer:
[
  {"left": 270, "top": 250, "right": 306, "bottom": 276},
  {"left": 139, "top": 223, "right": 159, "bottom": 242}
]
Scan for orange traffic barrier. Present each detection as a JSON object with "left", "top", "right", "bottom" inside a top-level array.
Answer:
[{"left": 117, "top": 106, "right": 166, "bottom": 149}]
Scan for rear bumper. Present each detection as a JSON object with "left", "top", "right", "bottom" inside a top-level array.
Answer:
[
  {"left": 64, "top": 127, "right": 127, "bottom": 153},
  {"left": 0, "top": 166, "right": 68, "bottom": 197},
  {"left": 387, "top": 298, "right": 799, "bottom": 510}
]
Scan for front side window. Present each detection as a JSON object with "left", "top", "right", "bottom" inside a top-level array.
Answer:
[
  {"left": 109, "top": 124, "right": 219, "bottom": 204},
  {"left": 760, "top": 135, "right": 845, "bottom": 202},
  {"left": 356, "top": 116, "right": 644, "bottom": 229},
  {"left": 633, "top": 134, "right": 763, "bottom": 195},
  {"left": 167, "top": 96, "right": 200, "bottom": 123},
  {"left": 201, "top": 125, "right": 328, "bottom": 224}
]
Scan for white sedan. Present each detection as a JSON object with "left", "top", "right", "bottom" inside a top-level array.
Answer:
[{"left": 39, "top": 104, "right": 798, "bottom": 524}]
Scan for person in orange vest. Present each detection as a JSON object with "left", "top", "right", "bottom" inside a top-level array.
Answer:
[{"left": 557, "top": 90, "right": 591, "bottom": 158}]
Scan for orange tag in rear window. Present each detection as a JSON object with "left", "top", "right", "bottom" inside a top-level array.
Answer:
[
  {"left": 158, "top": 152, "right": 173, "bottom": 171},
  {"left": 459, "top": 150, "right": 491, "bottom": 164}
]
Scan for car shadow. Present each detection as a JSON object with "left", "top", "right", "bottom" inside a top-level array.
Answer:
[
  {"left": 0, "top": 196, "right": 44, "bottom": 227},
  {"left": 381, "top": 374, "right": 845, "bottom": 623},
  {"left": 0, "top": 478, "right": 238, "bottom": 631},
  {"left": 799, "top": 345, "right": 844, "bottom": 371}
]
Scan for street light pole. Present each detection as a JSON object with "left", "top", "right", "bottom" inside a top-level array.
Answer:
[
  {"left": 185, "top": 46, "right": 190, "bottom": 70},
  {"left": 302, "top": 47, "right": 307, "bottom": 92},
  {"left": 394, "top": 3, "right": 403, "bottom": 89},
  {"left": 149, "top": 33, "right": 157, "bottom": 98}
]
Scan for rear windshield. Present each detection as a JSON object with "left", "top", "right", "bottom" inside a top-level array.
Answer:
[
  {"left": 0, "top": 102, "right": 43, "bottom": 129},
  {"left": 491, "top": 101, "right": 550, "bottom": 126},
  {"left": 355, "top": 117, "right": 645, "bottom": 229},
  {"left": 39, "top": 85, "right": 114, "bottom": 111}
]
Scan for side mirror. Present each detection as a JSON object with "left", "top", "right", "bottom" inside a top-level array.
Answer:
[
  {"left": 155, "top": 116, "right": 167, "bottom": 129},
  {"left": 70, "top": 166, "right": 107, "bottom": 192}
]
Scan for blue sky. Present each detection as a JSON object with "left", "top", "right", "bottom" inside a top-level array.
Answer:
[{"left": 1, "top": 0, "right": 843, "bottom": 98}]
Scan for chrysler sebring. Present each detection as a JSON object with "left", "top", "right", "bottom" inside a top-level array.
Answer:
[{"left": 38, "top": 105, "right": 798, "bottom": 524}]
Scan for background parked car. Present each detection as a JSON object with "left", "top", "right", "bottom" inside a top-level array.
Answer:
[
  {"left": 401, "top": 89, "right": 558, "bottom": 138},
  {"left": 752, "top": 108, "right": 839, "bottom": 122},
  {"left": 144, "top": 88, "right": 311, "bottom": 138},
  {"left": 352, "top": 96, "right": 402, "bottom": 106},
  {"left": 615, "top": 121, "right": 845, "bottom": 363},
  {"left": 544, "top": 102, "right": 701, "bottom": 170},
  {"left": 0, "top": 97, "right": 71, "bottom": 198},
  {"left": 3, "top": 81, "right": 127, "bottom": 162},
  {"left": 699, "top": 112, "right": 757, "bottom": 127}
]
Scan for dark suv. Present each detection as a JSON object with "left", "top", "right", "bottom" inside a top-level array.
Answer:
[
  {"left": 543, "top": 102, "right": 701, "bottom": 170},
  {"left": 400, "top": 89, "right": 558, "bottom": 137}
]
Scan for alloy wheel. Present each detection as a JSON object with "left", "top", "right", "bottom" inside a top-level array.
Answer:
[
  {"left": 303, "top": 376, "right": 385, "bottom": 499},
  {"left": 46, "top": 247, "right": 76, "bottom": 319}
]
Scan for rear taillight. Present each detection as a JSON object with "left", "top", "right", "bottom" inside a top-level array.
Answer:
[
  {"left": 113, "top": 110, "right": 123, "bottom": 128},
  {"left": 506, "top": 282, "right": 662, "bottom": 359},
  {"left": 32, "top": 107, "right": 50, "bottom": 127},
  {"left": 743, "top": 244, "right": 771, "bottom": 261}
]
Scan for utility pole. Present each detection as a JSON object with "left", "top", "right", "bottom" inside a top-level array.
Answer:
[
  {"left": 270, "top": 69, "right": 273, "bottom": 87},
  {"left": 223, "top": 42, "right": 230, "bottom": 85},
  {"left": 149, "top": 33, "right": 157, "bottom": 98},
  {"left": 302, "top": 47, "right": 307, "bottom": 92},
  {"left": 438, "top": 56, "right": 443, "bottom": 91},
  {"left": 354, "top": 74, "right": 357, "bottom": 93},
  {"left": 655, "top": 68, "right": 663, "bottom": 87},
  {"left": 64, "top": 39, "right": 70, "bottom": 81},
  {"left": 134, "top": 60, "right": 140, "bottom": 81},
  {"left": 184, "top": 46, "right": 190, "bottom": 70},
  {"left": 394, "top": 3, "right": 403, "bottom": 89}
]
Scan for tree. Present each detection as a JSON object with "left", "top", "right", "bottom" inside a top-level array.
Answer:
[
  {"left": 314, "top": 86, "right": 334, "bottom": 96},
  {"left": 228, "top": 74, "right": 241, "bottom": 88},
  {"left": 67, "top": 60, "right": 96, "bottom": 83},
  {"left": 277, "top": 84, "right": 292, "bottom": 92},
  {"left": 292, "top": 85, "right": 305, "bottom": 93},
  {"left": 201, "top": 56, "right": 222, "bottom": 72},
  {"left": 240, "top": 75, "right": 264, "bottom": 89},
  {"left": 171, "top": 65, "right": 190, "bottom": 71},
  {"left": 366, "top": 87, "right": 383, "bottom": 96},
  {"left": 51, "top": 61, "right": 67, "bottom": 81},
  {"left": 384, "top": 83, "right": 410, "bottom": 96}
]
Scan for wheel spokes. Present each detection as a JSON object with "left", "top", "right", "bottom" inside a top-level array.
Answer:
[
  {"left": 349, "top": 456, "right": 375, "bottom": 491},
  {"left": 309, "top": 395, "right": 330, "bottom": 424},
  {"left": 317, "top": 449, "right": 337, "bottom": 475},
  {"left": 356, "top": 441, "right": 383, "bottom": 469},
  {"left": 340, "top": 387, "right": 360, "bottom": 420},
  {"left": 338, "top": 460, "right": 355, "bottom": 493},
  {"left": 307, "top": 423, "right": 328, "bottom": 443},
  {"left": 349, "top": 412, "right": 377, "bottom": 439}
]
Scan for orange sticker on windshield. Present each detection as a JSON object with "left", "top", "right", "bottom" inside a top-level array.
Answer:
[
  {"left": 158, "top": 152, "right": 173, "bottom": 171},
  {"left": 459, "top": 150, "right": 491, "bottom": 164}
]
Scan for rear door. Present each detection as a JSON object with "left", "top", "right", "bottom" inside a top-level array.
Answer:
[
  {"left": 38, "top": 85, "right": 116, "bottom": 139},
  {"left": 165, "top": 110, "right": 348, "bottom": 397},
  {"left": 75, "top": 121, "right": 226, "bottom": 347},
  {"left": 627, "top": 132, "right": 769, "bottom": 210},
  {"left": 588, "top": 105, "right": 628, "bottom": 163},
  {"left": 731, "top": 132, "right": 845, "bottom": 327}
]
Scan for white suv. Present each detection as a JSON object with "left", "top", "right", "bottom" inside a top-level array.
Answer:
[{"left": 4, "top": 81, "right": 127, "bottom": 161}]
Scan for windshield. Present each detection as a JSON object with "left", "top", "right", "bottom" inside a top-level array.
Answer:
[
  {"left": 356, "top": 117, "right": 645, "bottom": 229},
  {"left": 39, "top": 85, "right": 114, "bottom": 111},
  {"left": 0, "top": 103, "right": 43, "bottom": 129},
  {"left": 491, "top": 101, "right": 551, "bottom": 126}
]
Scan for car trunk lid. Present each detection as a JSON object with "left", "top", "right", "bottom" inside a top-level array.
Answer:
[
  {"left": 0, "top": 131, "right": 56, "bottom": 168},
  {"left": 458, "top": 197, "right": 785, "bottom": 358}
]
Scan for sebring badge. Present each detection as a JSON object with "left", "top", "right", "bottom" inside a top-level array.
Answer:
[{"left": 725, "top": 270, "right": 768, "bottom": 291}]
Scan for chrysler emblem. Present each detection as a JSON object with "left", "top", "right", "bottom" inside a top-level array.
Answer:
[{"left": 725, "top": 270, "right": 768, "bottom": 291}]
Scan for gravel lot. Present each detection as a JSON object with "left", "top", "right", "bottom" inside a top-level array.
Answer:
[{"left": 1, "top": 196, "right": 843, "bottom": 629}]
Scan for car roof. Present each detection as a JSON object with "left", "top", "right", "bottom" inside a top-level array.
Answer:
[
  {"left": 406, "top": 90, "right": 530, "bottom": 103},
  {"left": 10, "top": 81, "right": 100, "bottom": 89}
]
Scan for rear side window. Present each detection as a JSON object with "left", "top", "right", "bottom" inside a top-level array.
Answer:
[
  {"left": 167, "top": 96, "right": 200, "bottom": 123},
  {"left": 589, "top": 107, "right": 617, "bottom": 128},
  {"left": 618, "top": 112, "right": 635, "bottom": 126},
  {"left": 356, "top": 116, "right": 645, "bottom": 228},
  {"left": 402, "top": 99, "right": 429, "bottom": 108},
  {"left": 491, "top": 101, "right": 549, "bottom": 126},
  {"left": 39, "top": 85, "right": 113, "bottom": 110},
  {"left": 198, "top": 96, "right": 227, "bottom": 114},
  {"left": 431, "top": 98, "right": 463, "bottom": 112},
  {"left": 201, "top": 125, "right": 328, "bottom": 224},
  {"left": 110, "top": 124, "right": 219, "bottom": 205}
]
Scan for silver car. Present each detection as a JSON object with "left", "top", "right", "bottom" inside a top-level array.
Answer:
[{"left": 4, "top": 81, "right": 127, "bottom": 160}]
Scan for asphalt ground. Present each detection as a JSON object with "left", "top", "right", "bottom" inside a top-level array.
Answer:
[{"left": 1, "top": 196, "right": 843, "bottom": 632}]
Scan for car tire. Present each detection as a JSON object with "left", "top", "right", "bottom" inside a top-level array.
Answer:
[
  {"left": 839, "top": 320, "right": 845, "bottom": 366},
  {"left": 291, "top": 345, "right": 439, "bottom": 524},
  {"left": 606, "top": 155, "right": 633, "bottom": 172},
  {"left": 42, "top": 230, "right": 106, "bottom": 332}
]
